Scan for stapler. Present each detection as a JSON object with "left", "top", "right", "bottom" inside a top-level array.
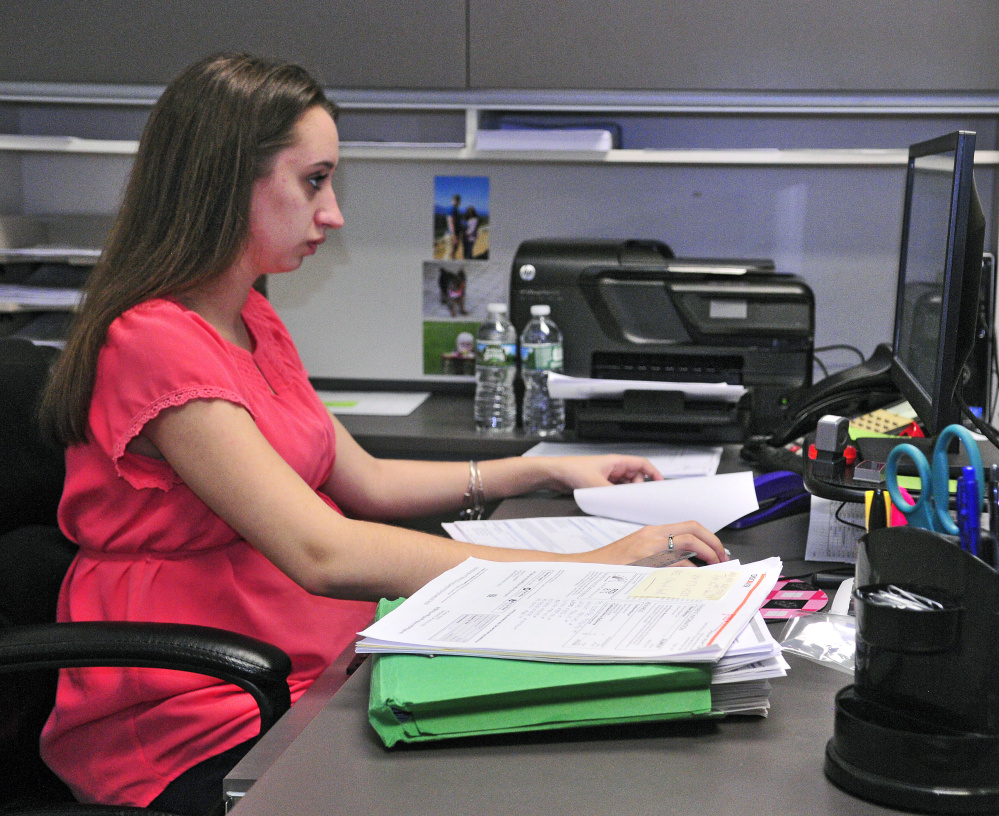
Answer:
[{"left": 728, "top": 470, "right": 810, "bottom": 529}]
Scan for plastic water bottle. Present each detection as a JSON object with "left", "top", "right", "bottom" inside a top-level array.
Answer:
[
  {"left": 520, "top": 304, "right": 565, "bottom": 436},
  {"left": 474, "top": 303, "right": 517, "bottom": 431}
]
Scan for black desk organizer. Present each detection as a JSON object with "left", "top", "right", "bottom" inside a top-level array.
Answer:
[
  {"left": 569, "top": 389, "right": 751, "bottom": 444},
  {"left": 825, "top": 526, "right": 999, "bottom": 814}
]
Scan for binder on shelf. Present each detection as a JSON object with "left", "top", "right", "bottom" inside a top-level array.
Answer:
[{"left": 367, "top": 599, "right": 714, "bottom": 747}]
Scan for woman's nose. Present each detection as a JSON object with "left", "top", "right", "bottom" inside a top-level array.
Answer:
[{"left": 318, "top": 192, "right": 344, "bottom": 229}]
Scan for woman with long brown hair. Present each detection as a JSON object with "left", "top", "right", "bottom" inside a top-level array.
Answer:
[{"left": 38, "top": 53, "right": 724, "bottom": 814}]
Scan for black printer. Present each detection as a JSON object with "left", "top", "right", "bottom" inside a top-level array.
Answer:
[{"left": 509, "top": 239, "right": 814, "bottom": 442}]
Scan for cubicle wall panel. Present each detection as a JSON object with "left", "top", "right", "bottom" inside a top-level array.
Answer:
[
  {"left": 13, "top": 105, "right": 151, "bottom": 142},
  {"left": 0, "top": 154, "right": 23, "bottom": 215},
  {"left": 469, "top": 0, "right": 999, "bottom": 92},
  {"left": 20, "top": 154, "right": 131, "bottom": 217},
  {"left": 0, "top": 0, "right": 467, "bottom": 89},
  {"left": 269, "top": 158, "right": 982, "bottom": 383}
]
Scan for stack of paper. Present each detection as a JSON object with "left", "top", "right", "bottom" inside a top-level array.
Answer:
[
  {"left": 358, "top": 557, "right": 780, "bottom": 663},
  {"left": 358, "top": 556, "right": 785, "bottom": 744},
  {"left": 437, "top": 475, "right": 781, "bottom": 720},
  {"left": 368, "top": 599, "right": 717, "bottom": 747}
]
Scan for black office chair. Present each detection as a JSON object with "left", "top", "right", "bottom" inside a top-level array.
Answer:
[{"left": 0, "top": 337, "right": 293, "bottom": 815}]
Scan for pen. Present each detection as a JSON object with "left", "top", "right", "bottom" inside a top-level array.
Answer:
[
  {"left": 989, "top": 465, "right": 999, "bottom": 568},
  {"left": 990, "top": 465, "right": 999, "bottom": 540},
  {"left": 956, "top": 466, "right": 980, "bottom": 557}
]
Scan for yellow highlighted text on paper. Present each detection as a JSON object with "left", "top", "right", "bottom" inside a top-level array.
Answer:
[{"left": 630, "top": 569, "right": 738, "bottom": 601}]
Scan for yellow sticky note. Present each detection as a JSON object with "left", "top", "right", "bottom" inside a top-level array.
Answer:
[{"left": 630, "top": 569, "right": 738, "bottom": 601}]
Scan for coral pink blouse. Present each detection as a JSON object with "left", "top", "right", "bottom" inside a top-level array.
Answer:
[{"left": 41, "top": 290, "right": 375, "bottom": 807}]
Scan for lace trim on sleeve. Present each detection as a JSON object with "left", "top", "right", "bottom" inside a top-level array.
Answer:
[{"left": 111, "top": 387, "right": 254, "bottom": 491}]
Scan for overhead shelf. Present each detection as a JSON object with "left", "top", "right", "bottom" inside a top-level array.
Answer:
[{"left": 2, "top": 84, "right": 998, "bottom": 167}]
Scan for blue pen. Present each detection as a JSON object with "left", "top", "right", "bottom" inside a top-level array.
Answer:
[{"left": 957, "top": 465, "right": 980, "bottom": 557}]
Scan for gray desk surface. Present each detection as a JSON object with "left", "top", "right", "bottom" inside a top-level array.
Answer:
[
  {"left": 230, "top": 651, "right": 892, "bottom": 816},
  {"left": 226, "top": 451, "right": 889, "bottom": 815},
  {"left": 334, "top": 389, "right": 536, "bottom": 461}
]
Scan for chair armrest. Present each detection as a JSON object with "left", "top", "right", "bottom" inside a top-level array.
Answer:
[{"left": 0, "top": 622, "right": 292, "bottom": 734}]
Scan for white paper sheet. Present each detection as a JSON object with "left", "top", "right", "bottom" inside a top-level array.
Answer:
[
  {"left": 316, "top": 390, "right": 430, "bottom": 416},
  {"left": 522, "top": 440, "right": 723, "bottom": 480},
  {"left": 356, "top": 556, "right": 782, "bottom": 664},
  {"left": 573, "top": 471, "right": 758, "bottom": 532},
  {"left": 442, "top": 516, "right": 643, "bottom": 553},
  {"left": 804, "top": 496, "right": 864, "bottom": 563},
  {"left": 546, "top": 372, "right": 747, "bottom": 403}
]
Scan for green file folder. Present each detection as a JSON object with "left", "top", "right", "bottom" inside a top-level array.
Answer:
[{"left": 367, "top": 599, "right": 715, "bottom": 747}]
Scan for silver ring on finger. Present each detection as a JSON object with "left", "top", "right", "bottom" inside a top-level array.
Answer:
[{"left": 667, "top": 534, "right": 674, "bottom": 551}]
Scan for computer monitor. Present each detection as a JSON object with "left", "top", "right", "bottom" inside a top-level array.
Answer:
[{"left": 891, "top": 130, "right": 987, "bottom": 437}]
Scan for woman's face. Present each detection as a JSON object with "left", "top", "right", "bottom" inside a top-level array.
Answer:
[{"left": 243, "top": 105, "right": 344, "bottom": 275}]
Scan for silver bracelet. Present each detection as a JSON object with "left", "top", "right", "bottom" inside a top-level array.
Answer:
[{"left": 460, "top": 460, "right": 485, "bottom": 520}]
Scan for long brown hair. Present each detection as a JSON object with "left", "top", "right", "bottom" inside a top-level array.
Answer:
[{"left": 40, "top": 53, "right": 335, "bottom": 446}]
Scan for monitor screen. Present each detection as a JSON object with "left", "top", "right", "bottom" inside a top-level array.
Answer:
[{"left": 891, "top": 130, "right": 986, "bottom": 437}]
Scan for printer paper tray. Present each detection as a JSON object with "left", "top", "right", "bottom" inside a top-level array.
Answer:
[{"left": 571, "top": 397, "right": 750, "bottom": 444}]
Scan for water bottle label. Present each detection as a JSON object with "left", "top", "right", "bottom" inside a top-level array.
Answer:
[
  {"left": 521, "top": 342, "right": 563, "bottom": 371},
  {"left": 477, "top": 341, "right": 517, "bottom": 366}
]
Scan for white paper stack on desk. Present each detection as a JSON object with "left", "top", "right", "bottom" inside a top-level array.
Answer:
[
  {"left": 434, "top": 466, "right": 777, "bottom": 714},
  {"left": 357, "top": 556, "right": 785, "bottom": 717}
]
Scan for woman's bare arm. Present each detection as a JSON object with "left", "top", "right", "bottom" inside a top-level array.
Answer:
[{"left": 142, "top": 399, "right": 725, "bottom": 600}]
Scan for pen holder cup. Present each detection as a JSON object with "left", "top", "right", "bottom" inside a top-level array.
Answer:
[{"left": 825, "top": 526, "right": 999, "bottom": 814}]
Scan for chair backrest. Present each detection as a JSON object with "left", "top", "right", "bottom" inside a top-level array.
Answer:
[
  {"left": 0, "top": 338, "right": 65, "bottom": 535},
  {"left": 0, "top": 337, "right": 76, "bottom": 807}
]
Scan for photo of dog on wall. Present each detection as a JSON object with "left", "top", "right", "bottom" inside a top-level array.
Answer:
[{"left": 421, "top": 260, "right": 507, "bottom": 376}]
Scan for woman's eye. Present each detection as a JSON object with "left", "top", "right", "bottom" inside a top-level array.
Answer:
[{"left": 308, "top": 174, "right": 328, "bottom": 190}]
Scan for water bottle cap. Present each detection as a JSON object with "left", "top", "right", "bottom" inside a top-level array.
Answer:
[
  {"left": 530, "top": 304, "right": 551, "bottom": 316},
  {"left": 487, "top": 302, "right": 508, "bottom": 314}
]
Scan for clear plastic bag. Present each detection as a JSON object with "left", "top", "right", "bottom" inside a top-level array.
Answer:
[{"left": 779, "top": 612, "right": 856, "bottom": 675}]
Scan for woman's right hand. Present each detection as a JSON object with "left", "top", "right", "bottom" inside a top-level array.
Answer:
[{"left": 577, "top": 520, "right": 727, "bottom": 567}]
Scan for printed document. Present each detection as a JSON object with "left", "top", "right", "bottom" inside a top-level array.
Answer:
[
  {"left": 356, "top": 556, "right": 782, "bottom": 664},
  {"left": 804, "top": 496, "right": 864, "bottom": 563}
]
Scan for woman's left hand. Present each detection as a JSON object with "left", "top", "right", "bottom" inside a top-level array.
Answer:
[{"left": 543, "top": 455, "right": 664, "bottom": 492}]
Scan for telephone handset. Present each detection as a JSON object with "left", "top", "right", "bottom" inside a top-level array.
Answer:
[{"left": 769, "top": 343, "right": 901, "bottom": 446}]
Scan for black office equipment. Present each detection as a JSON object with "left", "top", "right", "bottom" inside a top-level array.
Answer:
[
  {"left": 509, "top": 238, "right": 814, "bottom": 442},
  {"left": 891, "top": 130, "right": 987, "bottom": 437},
  {"left": 794, "top": 132, "right": 995, "bottom": 500},
  {"left": 771, "top": 131, "right": 989, "bottom": 452},
  {"left": 769, "top": 342, "right": 899, "bottom": 446},
  {"left": 825, "top": 525, "right": 999, "bottom": 813}
]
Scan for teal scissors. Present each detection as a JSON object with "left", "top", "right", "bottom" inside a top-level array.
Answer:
[{"left": 884, "top": 424, "right": 985, "bottom": 534}]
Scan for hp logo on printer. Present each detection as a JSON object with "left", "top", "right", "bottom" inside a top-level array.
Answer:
[{"left": 518, "top": 264, "right": 537, "bottom": 282}]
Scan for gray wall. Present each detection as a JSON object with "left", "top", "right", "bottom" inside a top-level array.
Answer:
[
  {"left": 469, "top": 0, "right": 999, "bottom": 92},
  {"left": 4, "top": 0, "right": 998, "bottom": 92},
  {"left": 270, "top": 154, "right": 996, "bottom": 380},
  {"left": 2, "top": 1, "right": 998, "bottom": 383}
]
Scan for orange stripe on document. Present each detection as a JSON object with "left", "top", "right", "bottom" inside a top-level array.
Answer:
[{"left": 706, "top": 572, "right": 767, "bottom": 647}]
